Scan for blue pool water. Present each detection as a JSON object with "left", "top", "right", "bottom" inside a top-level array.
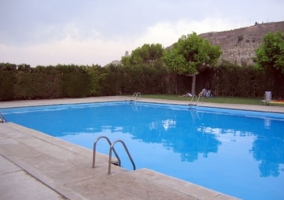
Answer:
[{"left": 1, "top": 101, "right": 284, "bottom": 200}]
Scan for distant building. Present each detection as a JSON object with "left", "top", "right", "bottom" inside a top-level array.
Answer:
[
  {"left": 105, "top": 50, "right": 129, "bottom": 66},
  {"left": 109, "top": 60, "right": 121, "bottom": 66}
]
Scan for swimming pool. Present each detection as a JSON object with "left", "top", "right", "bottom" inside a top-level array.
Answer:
[{"left": 1, "top": 101, "right": 284, "bottom": 200}]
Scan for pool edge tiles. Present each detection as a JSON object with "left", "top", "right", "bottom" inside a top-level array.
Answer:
[
  {"left": 131, "top": 168, "right": 239, "bottom": 200},
  {"left": 1, "top": 96, "right": 284, "bottom": 113},
  {"left": 0, "top": 100, "right": 127, "bottom": 113},
  {"left": 0, "top": 122, "right": 239, "bottom": 200},
  {"left": 2, "top": 100, "right": 284, "bottom": 120}
]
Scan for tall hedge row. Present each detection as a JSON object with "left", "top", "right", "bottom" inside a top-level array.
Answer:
[
  {"left": 0, "top": 62, "right": 283, "bottom": 101},
  {"left": 0, "top": 63, "right": 16, "bottom": 101}
]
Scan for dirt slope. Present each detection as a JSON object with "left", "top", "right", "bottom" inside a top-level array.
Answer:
[{"left": 199, "top": 21, "right": 284, "bottom": 65}]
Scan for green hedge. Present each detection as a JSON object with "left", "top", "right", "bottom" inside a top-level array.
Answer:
[
  {"left": 0, "top": 62, "right": 283, "bottom": 101},
  {"left": 0, "top": 63, "right": 16, "bottom": 101},
  {"left": 209, "top": 65, "right": 283, "bottom": 98}
]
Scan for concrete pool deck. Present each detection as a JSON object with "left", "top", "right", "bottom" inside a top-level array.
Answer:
[{"left": 1, "top": 96, "right": 283, "bottom": 200}]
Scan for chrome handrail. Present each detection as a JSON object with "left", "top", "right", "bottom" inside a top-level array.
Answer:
[
  {"left": 108, "top": 139, "right": 136, "bottom": 174},
  {"left": 0, "top": 112, "right": 6, "bottom": 123},
  {"left": 131, "top": 92, "right": 141, "bottom": 101},
  {"left": 189, "top": 94, "right": 203, "bottom": 106},
  {"left": 92, "top": 136, "right": 121, "bottom": 168}
]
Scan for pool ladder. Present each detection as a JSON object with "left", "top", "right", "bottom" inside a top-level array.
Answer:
[
  {"left": 131, "top": 92, "right": 141, "bottom": 101},
  {"left": 0, "top": 112, "right": 6, "bottom": 123},
  {"left": 189, "top": 95, "right": 203, "bottom": 106},
  {"left": 92, "top": 136, "right": 136, "bottom": 174}
]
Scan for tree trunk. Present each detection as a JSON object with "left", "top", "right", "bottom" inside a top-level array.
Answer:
[{"left": 191, "top": 74, "right": 196, "bottom": 95}]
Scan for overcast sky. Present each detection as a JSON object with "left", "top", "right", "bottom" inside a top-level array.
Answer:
[{"left": 0, "top": 0, "right": 283, "bottom": 67}]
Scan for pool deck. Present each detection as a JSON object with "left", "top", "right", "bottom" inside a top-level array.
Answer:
[{"left": 1, "top": 96, "right": 283, "bottom": 200}]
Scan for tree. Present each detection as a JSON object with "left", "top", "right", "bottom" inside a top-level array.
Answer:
[
  {"left": 254, "top": 31, "right": 284, "bottom": 74},
  {"left": 163, "top": 32, "right": 222, "bottom": 95},
  {"left": 121, "top": 43, "right": 164, "bottom": 67}
]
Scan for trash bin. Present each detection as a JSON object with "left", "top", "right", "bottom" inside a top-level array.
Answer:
[{"left": 264, "top": 91, "right": 272, "bottom": 102}]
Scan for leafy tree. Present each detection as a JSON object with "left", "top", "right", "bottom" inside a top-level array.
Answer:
[
  {"left": 121, "top": 43, "right": 164, "bottom": 67},
  {"left": 17, "top": 64, "right": 31, "bottom": 72},
  {"left": 163, "top": 32, "right": 222, "bottom": 95},
  {"left": 254, "top": 31, "right": 284, "bottom": 74}
]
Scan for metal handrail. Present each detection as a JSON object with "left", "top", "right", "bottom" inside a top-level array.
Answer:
[
  {"left": 0, "top": 112, "right": 6, "bottom": 123},
  {"left": 108, "top": 139, "right": 136, "bottom": 174},
  {"left": 189, "top": 94, "right": 203, "bottom": 106},
  {"left": 131, "top": 92, "right": 141, "bottom": 101},
  {"left": 92, "top": 136, "right": 121, "bottom": 168},
  {"left": 196, "top": 95, "right": 203, "bottom": 105}
]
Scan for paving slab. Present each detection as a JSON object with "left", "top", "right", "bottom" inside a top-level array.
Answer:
[{"left": 0, "top": 155, "right": 64, "bottom": 200}]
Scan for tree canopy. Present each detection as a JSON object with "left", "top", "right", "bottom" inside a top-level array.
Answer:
[
  {"left": 254, "top": 31, "right": 284, "bottom": 73},
  {"left": 163, "top": 32, "right": 222, "bottom": 95},
  {"left": 121, "top": 43, "right": 164, "bottom": 67},
  {"left": 163, "top": 32, "right": 222, "bottom": 75}
]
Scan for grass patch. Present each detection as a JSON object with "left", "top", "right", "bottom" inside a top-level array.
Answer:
[{"left": 135, "top": 94, "right": 264, "bottom": 105}]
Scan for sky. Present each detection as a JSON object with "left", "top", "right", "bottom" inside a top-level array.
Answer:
[{"left": 0, "top": 0, "right": 284, "bottom": 67}]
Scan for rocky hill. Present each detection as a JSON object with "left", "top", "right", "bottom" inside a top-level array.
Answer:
[
  {"left": 198, "top": 21, "right": 284, "bottom": 65},
  {"left": 113, "top": 21, "right": 284, "bottom": 67}
]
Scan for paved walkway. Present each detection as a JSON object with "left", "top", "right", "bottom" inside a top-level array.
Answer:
[{"left": 1, "top": 96, "right": 283, "bottom": 200}]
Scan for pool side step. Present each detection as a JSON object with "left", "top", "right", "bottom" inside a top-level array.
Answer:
[{"left": 111, "top": 160, "right": 120, "bottom": 166}]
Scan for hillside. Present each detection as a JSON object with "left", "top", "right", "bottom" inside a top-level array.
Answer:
[{"left": 199, "top": 21, "right": 284, "bottom": 65}]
